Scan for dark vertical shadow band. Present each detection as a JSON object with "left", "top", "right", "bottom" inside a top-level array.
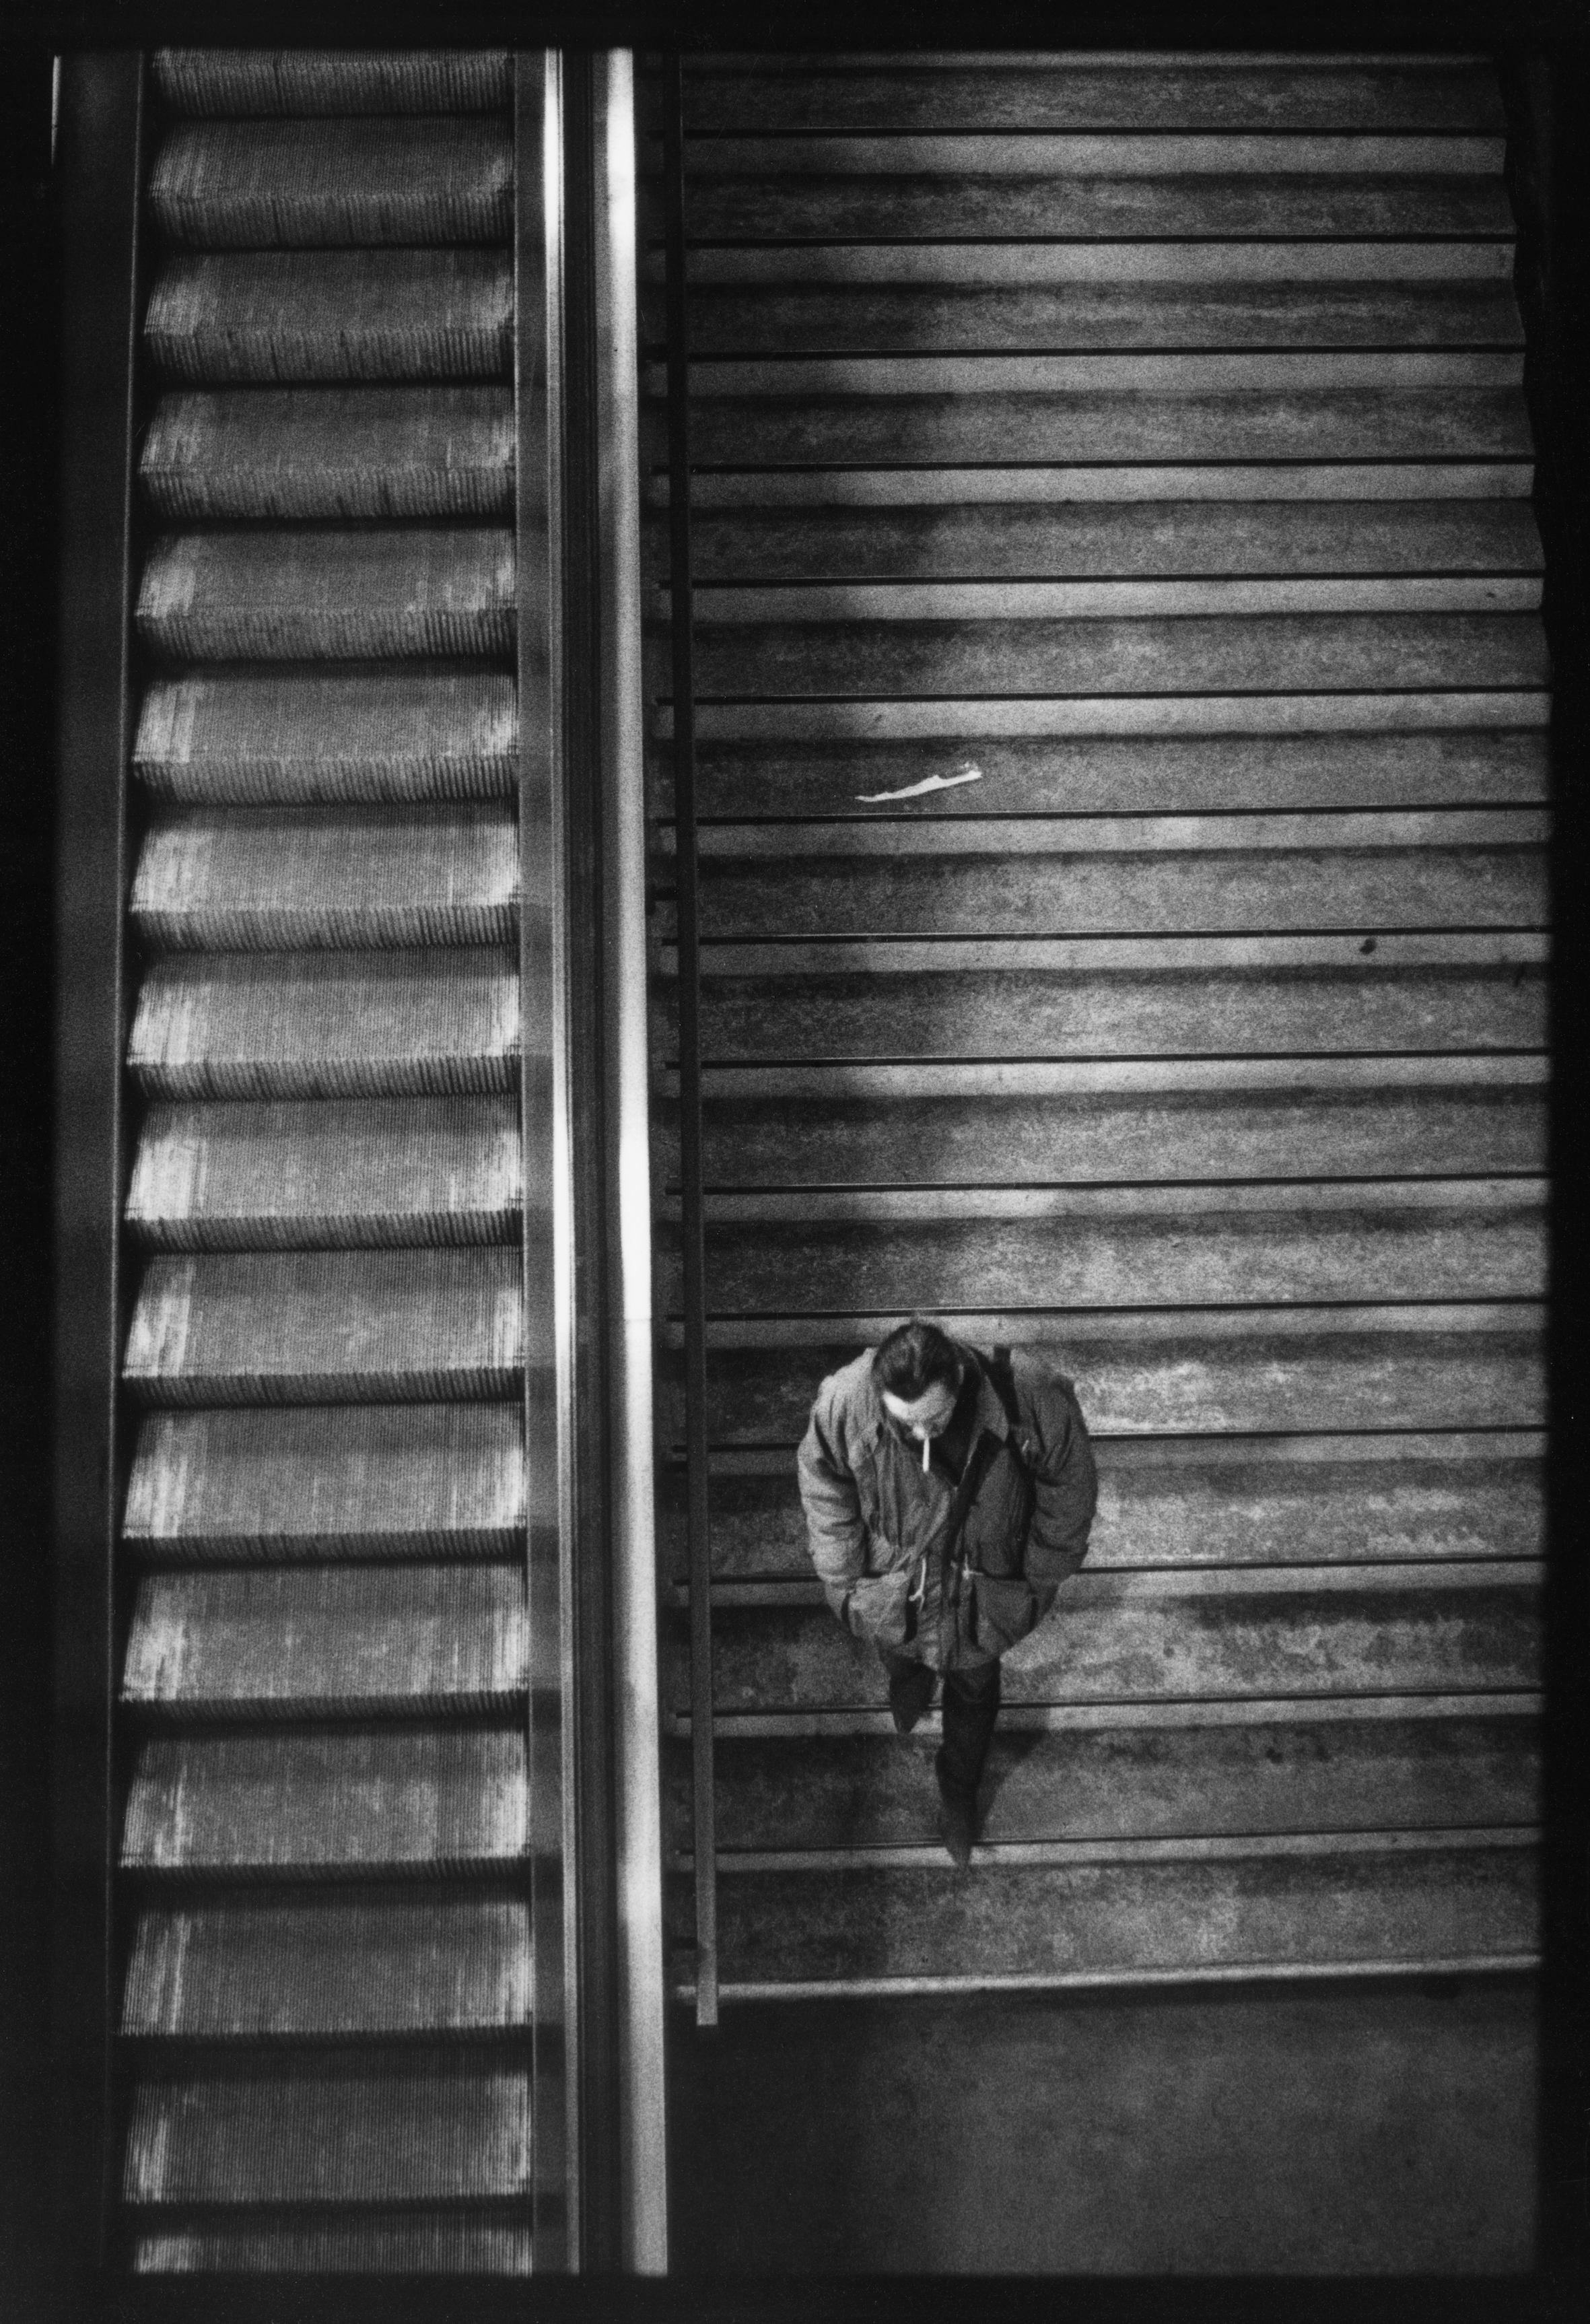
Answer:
[
  {"left": 662, "top": 48, "right": 721, "bottom": 2037},
  {"left": 50, "top": 45, "right": 143, "bottom": 2301}
]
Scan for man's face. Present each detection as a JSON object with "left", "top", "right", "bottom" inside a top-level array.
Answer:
[{"left": 880, "top": 1372, "right": 961, "bottom": 1443}]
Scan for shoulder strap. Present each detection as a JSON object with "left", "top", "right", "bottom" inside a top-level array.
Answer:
[{"left": 986, "top": 1343, "right": 1021, "bottom": 1432}]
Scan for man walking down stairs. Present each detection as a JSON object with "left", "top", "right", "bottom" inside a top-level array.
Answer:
[{"left": 799, "top": 1318, "right": 1098, "bottom": 1866}]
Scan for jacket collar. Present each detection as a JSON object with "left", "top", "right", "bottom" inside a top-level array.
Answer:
[{"left": 867, "top": 1343, "right": 1009, "bottom": 1450}]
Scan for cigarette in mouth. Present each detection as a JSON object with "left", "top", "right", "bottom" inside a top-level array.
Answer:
[{"left": 922, "top": 1432, "right": 931, "bottom": 1472}]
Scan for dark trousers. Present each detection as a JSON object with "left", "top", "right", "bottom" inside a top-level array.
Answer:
[{"left": 881, "top": 1650, "right": 1001, "bottom": 1800}]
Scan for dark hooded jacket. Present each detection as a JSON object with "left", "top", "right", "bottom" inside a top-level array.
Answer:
[{"left": 796, "top": 1339, "right": 1097, "bottom": 1671}]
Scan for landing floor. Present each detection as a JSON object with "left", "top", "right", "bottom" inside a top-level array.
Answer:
[{"left": 666, "top": 1975, "right": 1536, "bottom": 2274}]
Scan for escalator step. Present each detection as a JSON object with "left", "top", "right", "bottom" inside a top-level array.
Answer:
[
  {"left": 665, "top": 61, "right": 1506, "bottom": 135},
  {"left": 135, "top": 669, "right": 517, "bottom": 806},
  {"left": 656, "top": 729, "right": 1549, "bottom": 819},
  {"left": 691, "top": 1703, "right": 1540, "bottom": 1851},
  {"left": 685, "top": 1563, "right": 1542, "bottom": 1715},
  {"left": 123, "top": 1404, "right": 524, "bottom": 1563},
  {"left": 141, "top": 387, "right": 513, "bottom": 520},
  {"left": 139, "top": 531, "right": 514, "bottom": 663},
  {"left": 123, "top": 1889, "right": 531, "bottom": 2036},
  {"left": 149, "top": 118, "right": 512, "bottom": 249},
  {"left": 688, "top": 1830, "right": 1537, "bottom": 1988},
  {"left": 127, "top": 1096, "right": 522, "bottom": 1250},
  {"left": 129, "top": 949, "right": 518, "bottom": 1100},
  {"left": 656, "top": 1058, "right": 1548, "bottom": 1187},
  {"left": 656, "top": 932, "right": 1548, "bottom": 1063},
  {"left": 655, "top": 499, "right": 1542, "bottom": 582},
  {"left": 121, "top": 1565, "right": 530, "bottom": 1717},
  {"left": 662, "top": 611, "right": 1548, "bottom": 699},
  {"left": 130, "top": 806, "right": 518, "bottom": 952},
  {"left": 153, "top": 49, "right": 512, "bottom": 117},
  {"left": 123, "top": 2051, "right": 535, "bottom": 2205},
  {"left": 662, "top": 1303, "right": 1546, "bottom": 1441},
  {"left": 131, "top": 2213, "right": 531, "bottom": 2277},
  {"left": 122, "top": 1247, "right": 528, "bottom": 1404},
  {"left": 660, "top": 390, "right": 1531, "bottom": 469},
  {"left": 672, "top": 1431, "right": 1544, "bottom": 1579},
  {"left": 122, "top": 1728, "right": 528, "bottom": 1874},
  {"left": 660, "top": 1180, "right": 1546, "bottom": 1313},
  {"left": 145, "top": 250, "right": 514, "bottom": 382}
]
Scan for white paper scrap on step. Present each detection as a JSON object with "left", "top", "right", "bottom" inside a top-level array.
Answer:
[{"left": 856, "top": 762, "right": 984, "bottom": 802}]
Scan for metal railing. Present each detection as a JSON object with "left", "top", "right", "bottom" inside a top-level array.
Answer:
[{"left": 662, "top": 51, "right": 719, "bottom": 2032}]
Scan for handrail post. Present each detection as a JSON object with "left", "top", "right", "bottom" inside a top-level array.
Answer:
[{"left": 662, "top": 50, "right": 719, "bottom": 2031}]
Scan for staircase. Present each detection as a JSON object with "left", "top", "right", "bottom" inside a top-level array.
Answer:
[
  {"left": 110, "top": 48, "right": 557, "bottom": 2272},
  {"left": 642, "top": 53, "right": 1547, "bottom": 2002}
]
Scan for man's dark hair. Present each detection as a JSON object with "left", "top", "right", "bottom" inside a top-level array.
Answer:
[{"left": 872, "top": 1318, "right": 963, "bottom": 1402}]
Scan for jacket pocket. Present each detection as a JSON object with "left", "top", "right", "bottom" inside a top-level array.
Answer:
[
  {"left": 971, "top": 1571, "right": 1037, "bottom": 1657},
  {"left": 845, "top": 1567, "right": 914, "bottom": 1651}
]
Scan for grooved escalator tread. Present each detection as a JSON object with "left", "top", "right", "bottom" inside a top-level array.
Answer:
[
  {"left": 141, "top": 388, "right": 514, "bottom": 521},
  {"left": 121, "top": 1565, "right": 532, "bottom": 1717},
  {"left": 122, "top": 1247, "right": 529, "bottom": 1404},
  {"left": 135, "top": 669, "right": 518, "bottom": 805},
  {"left": 660, "top": 1304, "right": 1546, "bottom": 1441},
  {"left": 122, "top": 2050, "right": 539, "bottom": 2206},
  {"left": 122, "top": 1888, "right": 532, "bottom": 2037},
  {"left": 139, "top": 531, "right": 515, "bottom": 664},
  {"left": 123, "top": 1405, "right": 525, "bottom": 1563},
  {"left": 684, "top": 1703, "right": 1540, "bottom": 1851},
  {"left": 149, "top": 118, "right": 514, "bottom": 249},
  {"left": 145, "top": 250, "right": 514, "bottom": 383},
  {"left": 130, "top": 805, "right": 519, "bottom": 953},
  {"left": 153, "top": 50, "right": 513, "bottom": 117},
  {"left": 129, "top": 2214, "right": 532, "bottom": 2277},
  {"left": 121, "top": 1728, "right": 530, "bottom": 1874},
  {"left": 127, "top": 1096, "right": 523, "bottom": 1250},
  {"left": 129, "top": 949, "right": 519, "bottom": 1100}
]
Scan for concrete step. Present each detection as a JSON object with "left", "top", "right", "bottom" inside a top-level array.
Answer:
[
  {"left": 672, "top": 1698, "right": 1540, "bottom": 1851},
  {"left": 658, "top": 1431, "right": 1546, "bottom": 1579},
  {"left": 669, "top": 1563, "right": 1542, "bottom": 1714}
]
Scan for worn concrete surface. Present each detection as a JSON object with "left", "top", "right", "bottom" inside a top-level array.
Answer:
[{"left": 667, "top": 1975, "right": 1536, "bottom": 2274}]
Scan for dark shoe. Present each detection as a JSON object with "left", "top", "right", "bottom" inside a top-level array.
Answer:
[
  {"left": 889, "top": 1659, "right": 936, "bottom": 1736},
  {"left": 937, "top": 1783, "right": 977, "bottom": 1871}
]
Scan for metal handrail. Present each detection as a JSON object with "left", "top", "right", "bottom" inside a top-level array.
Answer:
[{"left": 662, "top": 50, "right": 719, "bottom": 2032}]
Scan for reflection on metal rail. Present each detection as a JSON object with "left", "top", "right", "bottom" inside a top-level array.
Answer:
[{"left": 662, "top": 50, "right": 720, "bottom": 2032}]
